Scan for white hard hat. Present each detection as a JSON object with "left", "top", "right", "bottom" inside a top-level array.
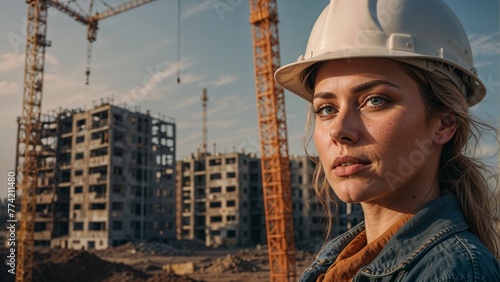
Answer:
[{"left": 275, "top": 0, "right": 486, "bottom": 106}]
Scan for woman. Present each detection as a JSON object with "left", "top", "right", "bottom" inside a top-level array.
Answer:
[{"left": 275, "top": 0, "right": 500, "bottom": 281}]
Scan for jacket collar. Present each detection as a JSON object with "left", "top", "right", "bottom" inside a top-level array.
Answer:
[
  {"left": 302, "top": 193, "right": 469, "bottom": 281},
  {"left": 358, "top": 192, "right": 469, "bottom": 277}
]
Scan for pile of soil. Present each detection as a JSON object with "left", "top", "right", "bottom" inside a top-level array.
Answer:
[
  {"left": 199, "top": 254, "right": 260, "bottom": 274},
  {"left": 168, "top": 239, "right": 207, "bottom": 251},
  {"left": 0, "top": 243, "right": 314, "bottom": 282},
  {"left": 134, "top": 242, "right": 180, "bottom": 256},
  {"left": 33, "top": 248, "right": 149, "bottom": 282},
  {"left": 147, "top": 273, "right": 202, "bottom": 282},
  {"left": 94, "top": 241, "right": 193, "bottom": 259}
]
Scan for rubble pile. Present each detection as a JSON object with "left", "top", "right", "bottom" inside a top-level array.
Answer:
[
  {"left": 134, "top": 242, "right": 180, "bottom": 256},
  {"left": 168, "top": 239, "right": 207, "bottom": 251},
  {"left": 147, "top": 273, "right": 202, "bottom": 282},
  {"left": 91, "top": 242, "right": 135, "bottom": 258},
  {"left": 32, "top": 248, "right": 149, "bottom": 282},
  {"left": 95, "top": 240, "right": 206, "bottom": 258},
  {"left": 199, "top": 254, "right": 260, "bottom": 274}
]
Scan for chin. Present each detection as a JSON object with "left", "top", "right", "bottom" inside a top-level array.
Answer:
[
  {"left": 335, "top": 193, "right": 365, "bottom": 204},
  {"left": 331, "top": 182, "right": 381, "bottom": 204}
]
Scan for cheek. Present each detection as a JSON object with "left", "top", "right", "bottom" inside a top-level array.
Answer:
[
  {"left": 366, "top": 111, "right": 428, "bottom": 158},
  {"left": 313, "top": 125, "right": 329, "bottom": 152},
  {"left": 365, "top": 118, "right": 400, "bottom": 146}
]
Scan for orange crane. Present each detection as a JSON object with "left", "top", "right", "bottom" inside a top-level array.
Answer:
[
  {"left": 249, "top": 1, "right": 296, "bottom": 281},
  {"left": 16, "top": 1, "right": 157, "bottom": 281}
]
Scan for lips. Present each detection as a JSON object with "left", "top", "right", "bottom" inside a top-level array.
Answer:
[
  {"left": 332, "top": 155, "right": 371, "bottom": 177},
  {"left": 333, "top": 155, "right": 370, "bottom": 168}
]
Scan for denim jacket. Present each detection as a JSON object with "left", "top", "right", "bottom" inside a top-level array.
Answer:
[{"left": 299, "top": 193, "right": 500, "bottom": 281}]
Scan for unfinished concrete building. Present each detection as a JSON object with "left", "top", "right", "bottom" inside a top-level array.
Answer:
[
  {"left": 176, "top": 151, "right": 264, "bottom": 247},
  {"left": 22, "top": 101, "right": 176, "bottom": 250},
  {"left": 175, "top": 152, "right": 363, "bottom": 248}
]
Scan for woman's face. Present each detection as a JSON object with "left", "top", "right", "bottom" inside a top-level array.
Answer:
[{"left": 313, "top": 58, "right": 444, "bottom": 206}]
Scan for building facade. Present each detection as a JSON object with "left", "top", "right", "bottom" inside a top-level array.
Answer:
[
  {"left": 176, "top": 151, "right": 264, "bottom": 247},
  {"left": 23, "top": 102, "right": 176, "bottom": 250},
  {"left": 176, "top": 152, "right": 363, "bottom": 248}
]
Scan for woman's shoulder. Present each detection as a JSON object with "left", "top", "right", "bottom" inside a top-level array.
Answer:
[{"left": 406, "top": 230, "right": 500, "bottom": 281}]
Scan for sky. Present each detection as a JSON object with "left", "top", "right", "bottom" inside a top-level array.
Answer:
[{"left": 0, "top": 0, "right": 499, "bottom": 199}]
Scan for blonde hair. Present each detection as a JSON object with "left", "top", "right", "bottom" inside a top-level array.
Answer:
[{"left": 302, "top": 61, "right": 500, "bottom": 258}]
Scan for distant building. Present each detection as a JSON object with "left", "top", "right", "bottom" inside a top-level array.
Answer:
[
  {"left": 176, "top": 152, "right": 363, "bottom": 248},
  {"left": 290, "top": 155, "right": 323, "bottom": 242},
  {"left": 176, "top": 151, "right": 264, "bottom": 247},
  {"left": 19, "top": 101, "right": 176, "bottom": 250}
]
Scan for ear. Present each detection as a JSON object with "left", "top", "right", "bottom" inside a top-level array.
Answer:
[{"left": 433, "top": 113, "right": 457, "bottom": 145}]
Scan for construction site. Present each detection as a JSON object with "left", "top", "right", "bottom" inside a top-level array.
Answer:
[
  {"left": 1, "top": 96, "right": 363, "bottom": 281},
  {"left": 1, "top": 0, "right": 498, "bottom": 282},
  {"left": 0, "top": 0, "right": 362, "bottom": 281}
]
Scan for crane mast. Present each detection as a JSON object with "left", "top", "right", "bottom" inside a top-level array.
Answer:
[
  {"left": 16, "top": 1, "right": 157, "bottom": 281},
  {"left": 16, "top": 1, "right": 49, "bottom": 281},
  {"left": 249, "top": 1, "right": 296, "bottom": 281}
]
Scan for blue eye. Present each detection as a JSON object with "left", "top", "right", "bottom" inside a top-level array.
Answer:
[
  {"left": 366, "top": 96, "right": 388, "bottom": 108},
  {"left": 314, "top": 105, "right": 336, "bottom": 117}
]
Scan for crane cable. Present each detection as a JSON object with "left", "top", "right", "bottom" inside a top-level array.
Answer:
[
  {"left": 85, "top": 41, "right": 93, "bottom": 85},
  {"left": 176, "top": 0, "right": 181, "bottom": 84},
  {"left": 85, "top": 0, "right": 95, "bottom": 85}
]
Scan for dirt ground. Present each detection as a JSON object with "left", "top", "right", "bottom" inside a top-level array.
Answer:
[{"left": 0, "top": 241, "right": 319, "bottom": 282}]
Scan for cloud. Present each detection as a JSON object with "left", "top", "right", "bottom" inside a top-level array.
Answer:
[
  {"left": 207, "top": 74, "right": 238, "bottom": 87},
  {"left": 0, "top": 52, "right": 59, "bottom": 74},
  {"left": 208, "top": 94, "right": 255, "bottom": 118},
  {"left": 0, "top": 81, "right": 19, "bottom": 96},
  {"left": 178, "top": 131, "right": 202, "bottom": 147},
  {"left": 112, "top": 58, "right": 197, "bottom": 105},
  {"left": 130, "top": 64, "right": 204, "bottom": 102},
  {"left": 0, "top": 52, "right": 24, "bottom": 73},
  {"left": 182, "top": 0, "right": 213, "bottom": 19},
  {"left": 169, "top": 95, "right": 199, "bottom": 111},
  {"left": 45, "top": 54, "right": 59, "bottom": 66},
  {"left": 93, "top": 38, "right": 172, "bottom": 70},
  {"left": 13, "top": 57, "right": 200, "bottom": 116},
  {"left": 469, "top": 32, "right": 500, "bottom": 57},
  {"left": 178, "top": 73, "right": 205, "bottom": 85},
  {"left": 177, "top": 118, "right": 235, "bottom": 130},
  {"left": 468, "top": 141, "right": 499, "bottom": 160},
  {"left": 208, "top": 119, "right": 236, "bottom": 128},
  {"left": 474, "top": 61, "right": 494, "bottom": 68}
]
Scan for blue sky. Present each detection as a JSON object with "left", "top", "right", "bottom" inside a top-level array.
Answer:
[{"left": 0, "top": 0, "right": 499, "bottom": 198}]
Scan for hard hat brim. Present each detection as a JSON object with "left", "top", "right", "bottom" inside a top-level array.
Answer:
[{"left": 275, "top": 50, "right": 486, "bottom": 107}]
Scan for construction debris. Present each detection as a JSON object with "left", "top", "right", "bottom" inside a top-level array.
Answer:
[
  {"left": 94, "top": 241, "right": 208, "bottom": 259},
  {"left": 32, "top": 248, "right": 149, "bottom": 282},
  {"left": 0, "top": 244, "right": 315, "bottom": 282},
  {"left": 199, "top": 254, "right": 260, "bottom": 274},
  {"left": 163, "top": 262, "right": 195, "bottom": 275},
  {"left": 134, "top": 242, "right": 180, "bottom": 256},
  {"left": 147, "top": 273, "right": 202, "bottom": 282}
]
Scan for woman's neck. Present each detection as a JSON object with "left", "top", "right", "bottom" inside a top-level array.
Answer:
[{"left": 361, "top": 183, "right": 441, "bottom": 243}]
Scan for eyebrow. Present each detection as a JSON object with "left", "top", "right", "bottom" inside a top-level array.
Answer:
[{"left": 313, "top": 79, "right": 401, "bottom": 100}]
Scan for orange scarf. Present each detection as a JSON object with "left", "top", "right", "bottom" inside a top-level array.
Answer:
[{"left": 317, "top": 214, "right": 413, "bottom": 282}]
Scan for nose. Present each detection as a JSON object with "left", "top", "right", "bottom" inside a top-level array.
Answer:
[{"left": 329, "top": 108, "right": 359, "bottom": 145}]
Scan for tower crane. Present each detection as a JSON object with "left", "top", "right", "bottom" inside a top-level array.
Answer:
[
  {"left": 16, "top": 1, "right": 157, "bottom": 281},
  {"left": 249, "top": 1, "right": 296, "bottom": 281}
]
